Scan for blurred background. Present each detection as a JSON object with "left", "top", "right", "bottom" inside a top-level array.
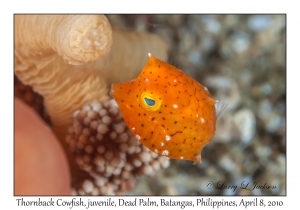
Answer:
[
  {"left": 15, "top": 14, "right": 286, "bottom": 195},
  {"left": 106, "top": 14, "right": 286, "bottom": 196}
]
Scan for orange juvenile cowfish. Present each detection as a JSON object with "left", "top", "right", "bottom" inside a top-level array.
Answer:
[{"left": 110, "top": 53, "right": 218, "bottom": 163}]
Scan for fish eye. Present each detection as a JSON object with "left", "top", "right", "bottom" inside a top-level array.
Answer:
[
  {"left": 141, "top": 92, "right": 162, "bottom": 112},
  {"left": 144, "top": 97, "right": 156, "bottom": 106}
]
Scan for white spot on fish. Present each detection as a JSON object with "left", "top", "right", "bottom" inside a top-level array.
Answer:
[
  {"left": 144, "top": 77, "right": 149, "bottom": 82},
  {"left": 132, "top": 127, "right": 135, "bottom": 131},
  {"left": 165, "top": 135, "right": 171, "bottom": 141},
  {"left": 162, "top": 150, "right": 169, "bottom": 156},
  {"left": 173, "top": 104, "right": 178, "bottom": 109},
  {"left": 200, "top": 118, "right": 205, "bottom": 123},
  {"left": 180, "top": 157, "right": 184, "bottom": 160},
  {"left": 135, "top": 135, "right": 141, "bottom": 141},
  {"left": 154, "top": 149, "right": 158, "bottom": 153},
  {"left": 196, "top": 114, "right": 199, "bottom": 118},
  {"left": 161, "top": 142, "right": 164, "bottom": 147},
  {"left": 174, "top": 79, "right": 177, "bottom": 83}
]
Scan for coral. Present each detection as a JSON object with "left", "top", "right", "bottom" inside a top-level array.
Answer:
[
  {"left": 14, "top": 15, "right": 113, "bottom": 144},
  {"left": 14, "top": 15, "right": 168, "bottom": 195},
  {"left": 14, "top": 76, "right": 51, "bottom": 124},
  {"left": 14, "top": 15, "right": 167, "bottom": 142},
  {"left": 66, "top": 100, "right": 169, "bottom": 195}
]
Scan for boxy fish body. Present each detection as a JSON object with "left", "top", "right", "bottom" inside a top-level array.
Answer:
[{"left": 110, "top": 53, "right": 217, "bottom": 163}]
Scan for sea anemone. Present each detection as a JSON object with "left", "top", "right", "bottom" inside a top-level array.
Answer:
[
  {"left": 14, "top": 14, "right": 168, "bottom": 195},
  {"left": 66, "top": 100, "right": 169, "bottom": 195}
]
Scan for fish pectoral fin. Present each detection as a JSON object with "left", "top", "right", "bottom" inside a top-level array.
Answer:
[{"left": 215, "top": 101, "right": 228, "bottom": 118}]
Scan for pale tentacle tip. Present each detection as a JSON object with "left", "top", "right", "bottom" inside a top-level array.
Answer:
[{"left": 148, "top": 52, "right": 152, "bottom": 57}]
